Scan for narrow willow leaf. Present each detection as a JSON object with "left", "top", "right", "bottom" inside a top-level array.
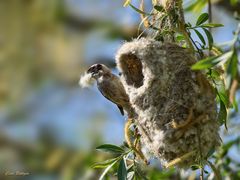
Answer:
[
  {"left": 123, "top": 0, "right": 131, "bottom": 7},
  {"left": 200, "top": 23, "right": 224, "bottom": 28},
  {"left": 206, "top": 148, "right": 215, "bottom": 158},
  {"left": 118, "top": 159, "right": 127, "bottom": 180},
  {"left": 226, "top": 49, "right": 238, "bottom": 89},
  {"left": 191, "top": 165, "right": 200, "bottom": 170},
  {"left": 92, "top": 157, "right": 120, "bottom": 169},
  {"left": 154, "top": 5, "right": 164, "bottom": 12},
  {"left": 203, "top": 28, "right": 213, "bottom": 49},
  {"left": 99, "top": 160, "right": 119, "bottom": 180},
  {"left": 129, "top": 4, "right": 152, "bottom": 15},
  {"left": 218, "top": 90, "right": 229, "bottom": 107},
  {"left": 96, "top": 144, "right": 125, "bottom": 154},
  {"left": 206, "top": 69, "right": 221, "bottom": 80},
  {"left": 227, "top": 49, "right": 238, "bottom": 78},
  {"left": 194, "top": 29, "right": 206, "bottom": 45},
  {"left": 192, "top": 51, "right": 233, "bottom": 70},
  {"left": 196, "top": 13, "right": 209, "bottom": 26},
  {"left": 233, "top": 97, "right": 239, "bottom": 112},
  {"left": 176, "top": 34, "right": 185, "bottom": 42},
  {"left": 127, "top": 171, "right": 135, "bottom": 180},
  {"left": 185, "top": 0, "right": 207, "bottom": 13},
  {"left": 191, "top": 56, "right": 220, "bottom": 70},
  {"left": 207, "top": 161, "right": 222, "bottom": 180},
  {"left": 218, "top": 100, "right": 227, "bottom": 129}
]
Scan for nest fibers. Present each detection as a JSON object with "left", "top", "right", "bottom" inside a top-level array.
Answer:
[{"left": 116, "top": 38, "right": 221, "bottom": 168}]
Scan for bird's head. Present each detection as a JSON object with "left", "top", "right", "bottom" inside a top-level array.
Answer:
[{"left": 87, "top": 64, "right": 111, "bottom": 79}]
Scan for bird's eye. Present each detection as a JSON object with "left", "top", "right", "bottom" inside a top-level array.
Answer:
[{"left": 96, "top": 64, "right": 102, "bottom": 70}]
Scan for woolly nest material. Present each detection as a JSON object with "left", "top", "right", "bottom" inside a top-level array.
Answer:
[{"left": 115, "top": 38, "right": 221, "bottom": 168}]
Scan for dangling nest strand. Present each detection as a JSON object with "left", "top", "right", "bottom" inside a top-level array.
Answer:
[{"left": 116, "top": 38, "right": 221, "bottom": 168}]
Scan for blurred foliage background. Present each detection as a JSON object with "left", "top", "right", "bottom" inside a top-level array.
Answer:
[{"left": 0, "top": 0, "right": 239, "bottom": 179}]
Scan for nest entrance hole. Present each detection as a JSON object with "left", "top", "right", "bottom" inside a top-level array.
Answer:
[{"left": 119, "top": 53, "right": 144, "bottom": 88}]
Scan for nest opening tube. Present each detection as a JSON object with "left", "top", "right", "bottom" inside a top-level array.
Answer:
[{"left": 118, "top": 53, "right": 144, "bottom": 88}]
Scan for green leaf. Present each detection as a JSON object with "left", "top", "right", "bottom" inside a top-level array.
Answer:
[
  {"left": 194, "top": 29, "right": 206, "bottom": 45},
  {"left": 200, "top": 23, "right": 224, "bottom": 28},
  {"left": 176, "top": 34, "right": 185, "bottom": 42},
  {"left": 118, "top": 159, "right": 127, "bottom": 180},
  {"left": 191, "top": 165, "right": 200, "bottom": 170},
  {"left": 92, "top": 157, "right": 120, "bottom": 169},
  {"left": 154, "top": 5, "right": 164, "bottom": 12},
  {"left": 202, "top": 28, "right": 213, "bottom": 49},
  {"left": 204, "top": 170, "right": 209, "bottom": 174},
  {"left": 206, "top": 69, "right": 221, "bottom": 80},
  {"left": 218, "top": 100, "right": 227, "bottom": 129},
  {"left": 99, "top": 160, "right": 119, "bottom": 180},
  {"left": 206, "top": 148, "right": 215, "bottom": 158},
  {"left": 191, "top": 56, "right": 220, "bottom": 70},
  {"left": 127, "top": 171, "right": 134, "bottom": 180},
  {"left": 192, "top": 51, "right": 233, "bottom": 70},
  {"left": 218, "top": 89, "right": 229, "bottom": 107},
  {"left": 233, "top": 97, "right": 239, "bottom": 112},
  {"left": 196, "top": 13, "right": 209, "bottom": 26},
  {"left": 207, "top": 161, "right": 222, "bottom": 180},
  {"left": 227, "top": 49, "right": 238, "bottom": 79},
  {"left": 230, "top": 0, "right": 239, "bottom": 5},
  {"left": 129, "top": 3, "right": 152, "bottom": 15},
  {"left": 185, "top": 0, "right": 207, "bottom": 13},
  {"left": 123, "top": 0, "right": 131, "bottom": 7},
  {"left": 96, "top": 144, "right": 125, "bottom": 154}
]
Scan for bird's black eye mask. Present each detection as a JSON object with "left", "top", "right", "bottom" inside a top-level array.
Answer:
[
  {"left": 87, "top": 64, "right": 102, "bottom": 74},
  {"left": 96, "top": 64, "right": 102, "bottom": 70}
]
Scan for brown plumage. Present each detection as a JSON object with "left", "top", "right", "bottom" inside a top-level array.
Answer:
[{"left": 87, "top": 64, "right": 130, "bottom": 116}]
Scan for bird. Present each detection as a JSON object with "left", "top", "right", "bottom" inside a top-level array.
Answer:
[
  {"left": 87, "top": 63, "right": 131, "bottom": 116},
  {"left": 87, "top": 63, "right": 148, "bottom": 164}
]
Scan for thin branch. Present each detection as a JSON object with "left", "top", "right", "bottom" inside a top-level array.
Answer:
[
  {"left": 208, "top": 0, "right": 212, "bottom": 55},
  {"left": 197, "top": 128, "right": 204, "bottom": 180},
  {"left": 177, "top": 0, "right": 195, "bottom": 53}
]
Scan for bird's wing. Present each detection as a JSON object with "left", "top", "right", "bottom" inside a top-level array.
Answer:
[{"left": 98, "top": 88, "right": 125, "bottom": 115}]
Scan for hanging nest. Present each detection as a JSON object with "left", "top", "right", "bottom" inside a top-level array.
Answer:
[{"left": 116, "top": 38, "right": 221, "bottom": 168}]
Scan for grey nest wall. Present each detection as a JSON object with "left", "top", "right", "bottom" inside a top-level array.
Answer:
[{"left": 116, "top": 38, "right": 221, "bottom": 168}]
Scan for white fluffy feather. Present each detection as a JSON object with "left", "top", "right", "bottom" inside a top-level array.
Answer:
[{"left": 79, "top": 73, "right": 95, "bottom": 88}]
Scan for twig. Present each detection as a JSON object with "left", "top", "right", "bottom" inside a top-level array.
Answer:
[
  {"left": 197, "top": 128, "right": 204, "bottom": 180},
  {"left": 177, "top": 0, "right": 195, "bottom": 53},
  {"left": 208, "top": 0, "right": 212, "bottom": 56},
  {"left": 208, "top": 0, "right": 212, "bottom": 33},
  {"left": 165, "top": 150, "right": 196, "bottom": 168}
]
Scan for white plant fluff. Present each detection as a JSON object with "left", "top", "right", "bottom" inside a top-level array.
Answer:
[{"left": 79, "top": 72, "right": 95, "bottom": 88}]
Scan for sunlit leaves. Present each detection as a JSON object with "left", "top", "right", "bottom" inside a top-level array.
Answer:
[
  {"left": 123, "top": 0, "right": 131, "bottom": 7},
  {"left": 154, "top": 5, "right": 164, "bottom": 12},
  {"left": 191, "top": 51, "right": 233, "bottom": 70},
  {"left": 96, "top": 144, "right": 125, "bottom": 154},
  {"left": 186, "top": 13, "right": 223, "bottom": 50},
  {"left": 95, "top": 144, "right": 125, "bottom": 179},
  {"left": 185, "top": 0, "right": 207, "bottom": 13},
  {"left": 201, "top": 23, "right": 224, "bottom": 28},
  {"left": 118, "top": 159, "right": 127, "bottom": 180},
  {"left": 93, "top": 143, "right": 145, "bottom": 179},
  {"left": 99, "top": 160, "right": 119, "bottom": 180},
  {"left": 218, "top": 100, "right": 228, "bottom": 129},
  {"left": 196, "top": 13, "right": 209, "bottom": 26},
  {"left": 128, "top": 3, "right": 152, "bottom": 15},
  {"left": 194, "top": 29, "right": 206, "bottom": 46},
  {"left": 203, "top": 28, "right": 214, "bottom": 49},
  {"left": 226, "top": 49, "right": 238, "bottom": 88},
  {"left": 92, "top": 157, "right": 121, "bottom": 169}
]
